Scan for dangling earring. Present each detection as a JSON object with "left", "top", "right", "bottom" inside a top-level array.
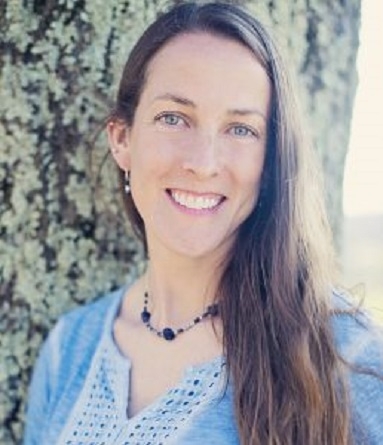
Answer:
[{"left": 124, "top": 171, "right": 130, "bottom": 194}]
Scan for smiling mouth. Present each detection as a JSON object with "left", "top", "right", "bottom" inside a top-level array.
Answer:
[{"left": 167, "top": 189, "right": 225, "bottom": 210}]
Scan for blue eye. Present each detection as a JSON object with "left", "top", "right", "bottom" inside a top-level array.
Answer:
[
  {"left": 157, "top": 113, "right": 185, "bottom": 127},
  {"left": 230, "top": 125, "right": 257, "bottom": 138}
]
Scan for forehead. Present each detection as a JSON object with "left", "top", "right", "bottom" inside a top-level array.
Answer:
[
  {"left": 146, "top": 31, "right": 264, "bottom": 76},
  {"left": 141, "top": 32, "right": 271, "bottom": 111}
]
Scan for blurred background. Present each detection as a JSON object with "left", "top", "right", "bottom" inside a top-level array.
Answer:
[{"left": 342, "top": 0, "right": 383, "bottom": 317}]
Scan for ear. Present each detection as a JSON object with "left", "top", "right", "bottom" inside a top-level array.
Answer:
[{"left": 107, "top": 120, "right": 131, "bottom": 171}]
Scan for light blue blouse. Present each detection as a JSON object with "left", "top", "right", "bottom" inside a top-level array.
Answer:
[{"left": 23, "top": 288, "right": 383, "bottom": 444}]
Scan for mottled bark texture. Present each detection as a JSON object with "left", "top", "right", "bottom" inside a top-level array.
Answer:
[{"left": 0, "top": 0, "right": 360, "bottom": 443}]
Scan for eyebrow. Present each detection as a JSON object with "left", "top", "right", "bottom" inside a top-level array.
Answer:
[
  {"left": 152, "top": 93, "right": 267, "bottom": 121},
  {"left": 152, "top": 93, "right": 196, "bottom": 108},
  {"left": 227, "top": 108, "right": 267, "bottom": 122}
]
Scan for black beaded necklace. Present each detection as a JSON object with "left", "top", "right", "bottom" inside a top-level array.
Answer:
[{"left": 141, "top": 291, "right": 219, "bottom": 341}]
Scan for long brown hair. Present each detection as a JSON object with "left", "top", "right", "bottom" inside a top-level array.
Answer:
[{"left": 109, "top": 2, "right": 351, "bottom": 444}]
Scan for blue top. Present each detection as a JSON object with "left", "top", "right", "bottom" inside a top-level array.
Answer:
[{"left": 23, "top": 288, "right": 383, "bottom": 444}]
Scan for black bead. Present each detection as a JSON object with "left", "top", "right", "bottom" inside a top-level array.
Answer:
[
  {"left": 163, "top": 328, "right": 176, "bottom": 341},
  {"left": 141, "top": 309, "right": 151, "bottom": 323},
  {"left": 208, "top": 304, "right": 219, "bottom": 316}
]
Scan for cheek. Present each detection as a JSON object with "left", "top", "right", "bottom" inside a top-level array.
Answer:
[
  {"left": 235, "top": 151, "right": 265, "bottom": 187},
  {"left": 130, "top": 131, "right": 181, "bottom": 169},
  {"left": 234, "top": 153, "right": 266, "bottom": 211}
]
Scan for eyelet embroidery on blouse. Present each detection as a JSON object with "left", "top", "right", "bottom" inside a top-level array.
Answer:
[
  {"left": 59, "top": 345, "right": 127, "bottom": 445},
  {"left": 120, "top": 363, "right": 223, "bottom": 444},
  {"left": 58, "top": 338, "right": 224, "bottom": 445}
]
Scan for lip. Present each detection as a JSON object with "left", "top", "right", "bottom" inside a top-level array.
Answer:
[{"left": 166, "top": 188, "right": 226, "bottom": 214}]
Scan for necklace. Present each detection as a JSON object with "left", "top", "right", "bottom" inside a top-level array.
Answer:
[{"left": 141, "top": 291, "right": 219, "bottom": 341}]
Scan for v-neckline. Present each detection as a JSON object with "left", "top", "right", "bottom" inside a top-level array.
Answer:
[{"left": 102, "top": 286, "right": 225, "bottom": 422}]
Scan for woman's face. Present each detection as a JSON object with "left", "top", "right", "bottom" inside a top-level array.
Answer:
[{"left": 109, "top": 32, "right": 271, "bottom": 262}]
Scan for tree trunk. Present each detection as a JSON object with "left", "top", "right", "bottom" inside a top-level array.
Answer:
[{"left": 0, "top": 0, "right": 360, "bottom": 442}]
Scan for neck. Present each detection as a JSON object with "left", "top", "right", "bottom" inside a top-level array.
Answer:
[{"left": 143, "top": 249, "right": 224, "bottom": 328}]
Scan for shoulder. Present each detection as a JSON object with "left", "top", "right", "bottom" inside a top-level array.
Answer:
[
  {"left": 44, "top": 285, "right": 124, "bottom": 370},
  {"left": 46, "top": 287, "right": 124, "bottom": 369},
  {"left": 331, "top": 290, "right": 383, "bottom": 443},
  {"left": 54, "top": 287, "right": 124, "bottom": 340},
  {"left": 24, "top": 287, "right": 126, "bottom": 444},
  {"left": 331, "top": 290, "right": 383, "bottom": 369}
]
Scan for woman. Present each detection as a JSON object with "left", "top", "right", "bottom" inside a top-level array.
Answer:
[{"left": 24, "top": 2, "right": 383, "bottom": 444}]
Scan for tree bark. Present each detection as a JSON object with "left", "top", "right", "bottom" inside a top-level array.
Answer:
[{"left": 0, "top": 0, "right": 360, "bottom": 442}]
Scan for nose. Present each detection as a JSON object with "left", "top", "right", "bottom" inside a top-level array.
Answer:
[{"left": 181, "top": 132, "right": 221, "bottom": 178}]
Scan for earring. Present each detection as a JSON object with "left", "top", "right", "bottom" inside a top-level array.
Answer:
[{"left": 124, "top": 171, "right": 130, "bottom": 194}]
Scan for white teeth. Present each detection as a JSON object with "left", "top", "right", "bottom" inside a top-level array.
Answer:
[{"left": 171, "top": 190, "right": 221, "bottom": 210}]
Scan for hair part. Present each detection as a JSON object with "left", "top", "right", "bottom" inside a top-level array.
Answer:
[{"left": 109, "top": 2, "right": 351, "bottom": 444}]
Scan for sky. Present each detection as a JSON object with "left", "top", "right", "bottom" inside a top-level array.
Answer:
[{"left": 343, "top": 0, "right": 383, "bottom": 216}]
